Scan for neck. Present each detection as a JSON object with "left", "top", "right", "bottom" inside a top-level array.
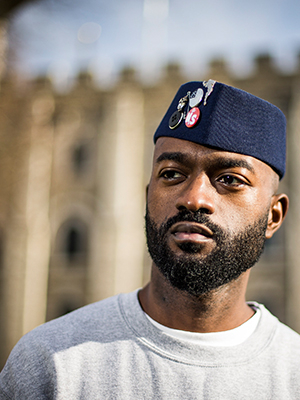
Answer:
[{"left": 138, "top": 265, "right": 254, "bottom": 333}]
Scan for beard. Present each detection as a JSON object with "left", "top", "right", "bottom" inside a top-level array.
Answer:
[{"left": 145, "top": 206, "right": 268, "bottom": 297}]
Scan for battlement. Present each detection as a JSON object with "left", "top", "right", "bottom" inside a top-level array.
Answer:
[{"left": 1, "top": 52, "right": 299, "bottom": 96}]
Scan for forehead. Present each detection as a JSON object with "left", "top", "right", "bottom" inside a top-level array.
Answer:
[{"left": 153, "top": 137, "right": 275, "bottom": 176}]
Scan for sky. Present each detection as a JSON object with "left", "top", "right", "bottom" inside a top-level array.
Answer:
[{"left": 7, "top": 0, "right": 300, "bottom": 87}]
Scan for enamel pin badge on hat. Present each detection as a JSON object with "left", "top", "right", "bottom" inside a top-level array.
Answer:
[{"left": 168, "top": 79, "right": 216, "bottom": 130}]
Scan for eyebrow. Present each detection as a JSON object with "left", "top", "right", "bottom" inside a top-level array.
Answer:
[
  {"left": 155, "top": 151, "right": 255, "bottom": 174},
  {"left": 212, "top": 158, "right": 255, "bottom": 174},
  {"left": 155, "top": 152, "right": 190, "bottom": 164}
]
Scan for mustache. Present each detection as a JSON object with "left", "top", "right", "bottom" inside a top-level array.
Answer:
[{"left": 156, "top": 209, "right": 225, "bottom": 240}]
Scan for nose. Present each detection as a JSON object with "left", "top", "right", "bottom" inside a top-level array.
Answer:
[{"left": 175, "top": 174, "right": 215, "bottom": 214}]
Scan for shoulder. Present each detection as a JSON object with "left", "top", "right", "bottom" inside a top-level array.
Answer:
[
  {"left": 20, "top": 291, "right": 134, "bottom": 350},
  {"left": 1, "top": 292, "right": 138, "bottom": 368},
  {"left": 0, "top": 291, "right": 138, "bottom": 398},
  {"left": 256, "top": 302, "right": 300, "bottom": 356},
  {"left": 274, "top": 318, "right": 300, "bottom": 349}
]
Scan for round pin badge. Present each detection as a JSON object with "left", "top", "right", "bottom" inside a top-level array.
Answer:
[
  {"left": 189, "top": 88, "right": 204, "bottom": 108},
  {"left": 185, "top": 107, "right": 200, "bottom": 128},
  {"left": 169, "top": 110, "right": 183, "bottom": 129}
]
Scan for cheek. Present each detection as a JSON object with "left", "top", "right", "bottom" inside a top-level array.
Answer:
[
  {"left": 214, "top": 194, "right": 269, "bottom": 232},
  {"left": 146, "top": 185, "right": 176, "bottom": 225}
]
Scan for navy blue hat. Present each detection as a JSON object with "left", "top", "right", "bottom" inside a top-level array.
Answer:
[{"left": 154, "top": 80, "right": 286, "bottom": 179}]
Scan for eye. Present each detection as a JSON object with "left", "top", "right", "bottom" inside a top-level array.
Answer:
[
  {"left": 160, "top": 169, "right": 184, "bottom": 181},
  {"left": 217, "top": 174, "right": 245, "bottom": 186}
]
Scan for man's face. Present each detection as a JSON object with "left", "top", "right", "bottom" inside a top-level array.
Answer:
[{"left": 146, "top": 137, "right": 279, "bottom": 296}]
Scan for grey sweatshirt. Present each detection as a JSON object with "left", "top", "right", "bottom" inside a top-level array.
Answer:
[{"left": 1, "top": 290, "right": 300, "bottom": 399}]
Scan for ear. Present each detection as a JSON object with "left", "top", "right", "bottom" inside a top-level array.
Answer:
[{"left": 265, "top": 193, "right": 289, "bottom": 239}]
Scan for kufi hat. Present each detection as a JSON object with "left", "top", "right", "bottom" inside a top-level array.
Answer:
[{"left": 153, "top": 80, "right": 286, "bottom": 178}]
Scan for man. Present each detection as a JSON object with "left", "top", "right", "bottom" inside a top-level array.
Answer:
[{"left": 1, "top": 80, "right": 299, "bottom": 399}]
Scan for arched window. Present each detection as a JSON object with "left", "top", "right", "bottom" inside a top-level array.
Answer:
[
  {"left": 56, "top": 218, "right": 89, "bottom": 265},
  {"left": 66, "top": 227, "right": 83, "bottom": 261},
  {"left": 72, "top": 143, "right": 89, "bottom": 175}
]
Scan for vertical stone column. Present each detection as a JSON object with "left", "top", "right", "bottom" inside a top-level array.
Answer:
[
  {"left": 286, "top": 81, "right": 300, "bottom": 333},
  {"left": 3, "top": 93, "right": 54, "bottom": 360},
  {"left": 88, "top": 83, "right": 145, "bottom": 302},
  {"left": 112, "top": 86, "right": 145, "bottom": 294},
  {"left": 21, "top": 95, "right": 54, "bottom": 334},
  {"left": 0, "top": 20, "right": 8, "bottom": 82},
  {"left": 87, "top": 93, "right": 119, "bottom": 303},
  {"left": 2, "top": 200, "right": 28, "bottom": 360}
]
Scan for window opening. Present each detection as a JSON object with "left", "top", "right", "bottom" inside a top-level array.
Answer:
[{"left": 72, "top": 144, "right": 89, "bottom": 175}]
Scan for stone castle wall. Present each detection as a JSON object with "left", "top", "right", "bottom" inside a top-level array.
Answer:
[{"left": 0, "top": 54, "right": 300, "bottom": 368}]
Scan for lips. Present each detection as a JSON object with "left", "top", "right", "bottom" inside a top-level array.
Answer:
[{"left": 170, "top": 222, "right": 213, "bottom": 242}]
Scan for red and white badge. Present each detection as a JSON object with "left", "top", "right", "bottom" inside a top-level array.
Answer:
[{"left": 185, "top": 107, "right": 200, "bottom": 128}]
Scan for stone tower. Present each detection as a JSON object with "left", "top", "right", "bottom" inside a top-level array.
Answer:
[{"left": 1, "top": 56, "right": 300, "bottom": 369}]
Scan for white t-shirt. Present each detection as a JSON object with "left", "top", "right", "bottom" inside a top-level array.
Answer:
[{"left": 145, "top": 305, "right": 261, "bottom": 347}]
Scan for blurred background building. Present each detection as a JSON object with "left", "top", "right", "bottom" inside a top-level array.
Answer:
[{"left": 1, "top": 0, "right": 300, "bottom": 369}]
